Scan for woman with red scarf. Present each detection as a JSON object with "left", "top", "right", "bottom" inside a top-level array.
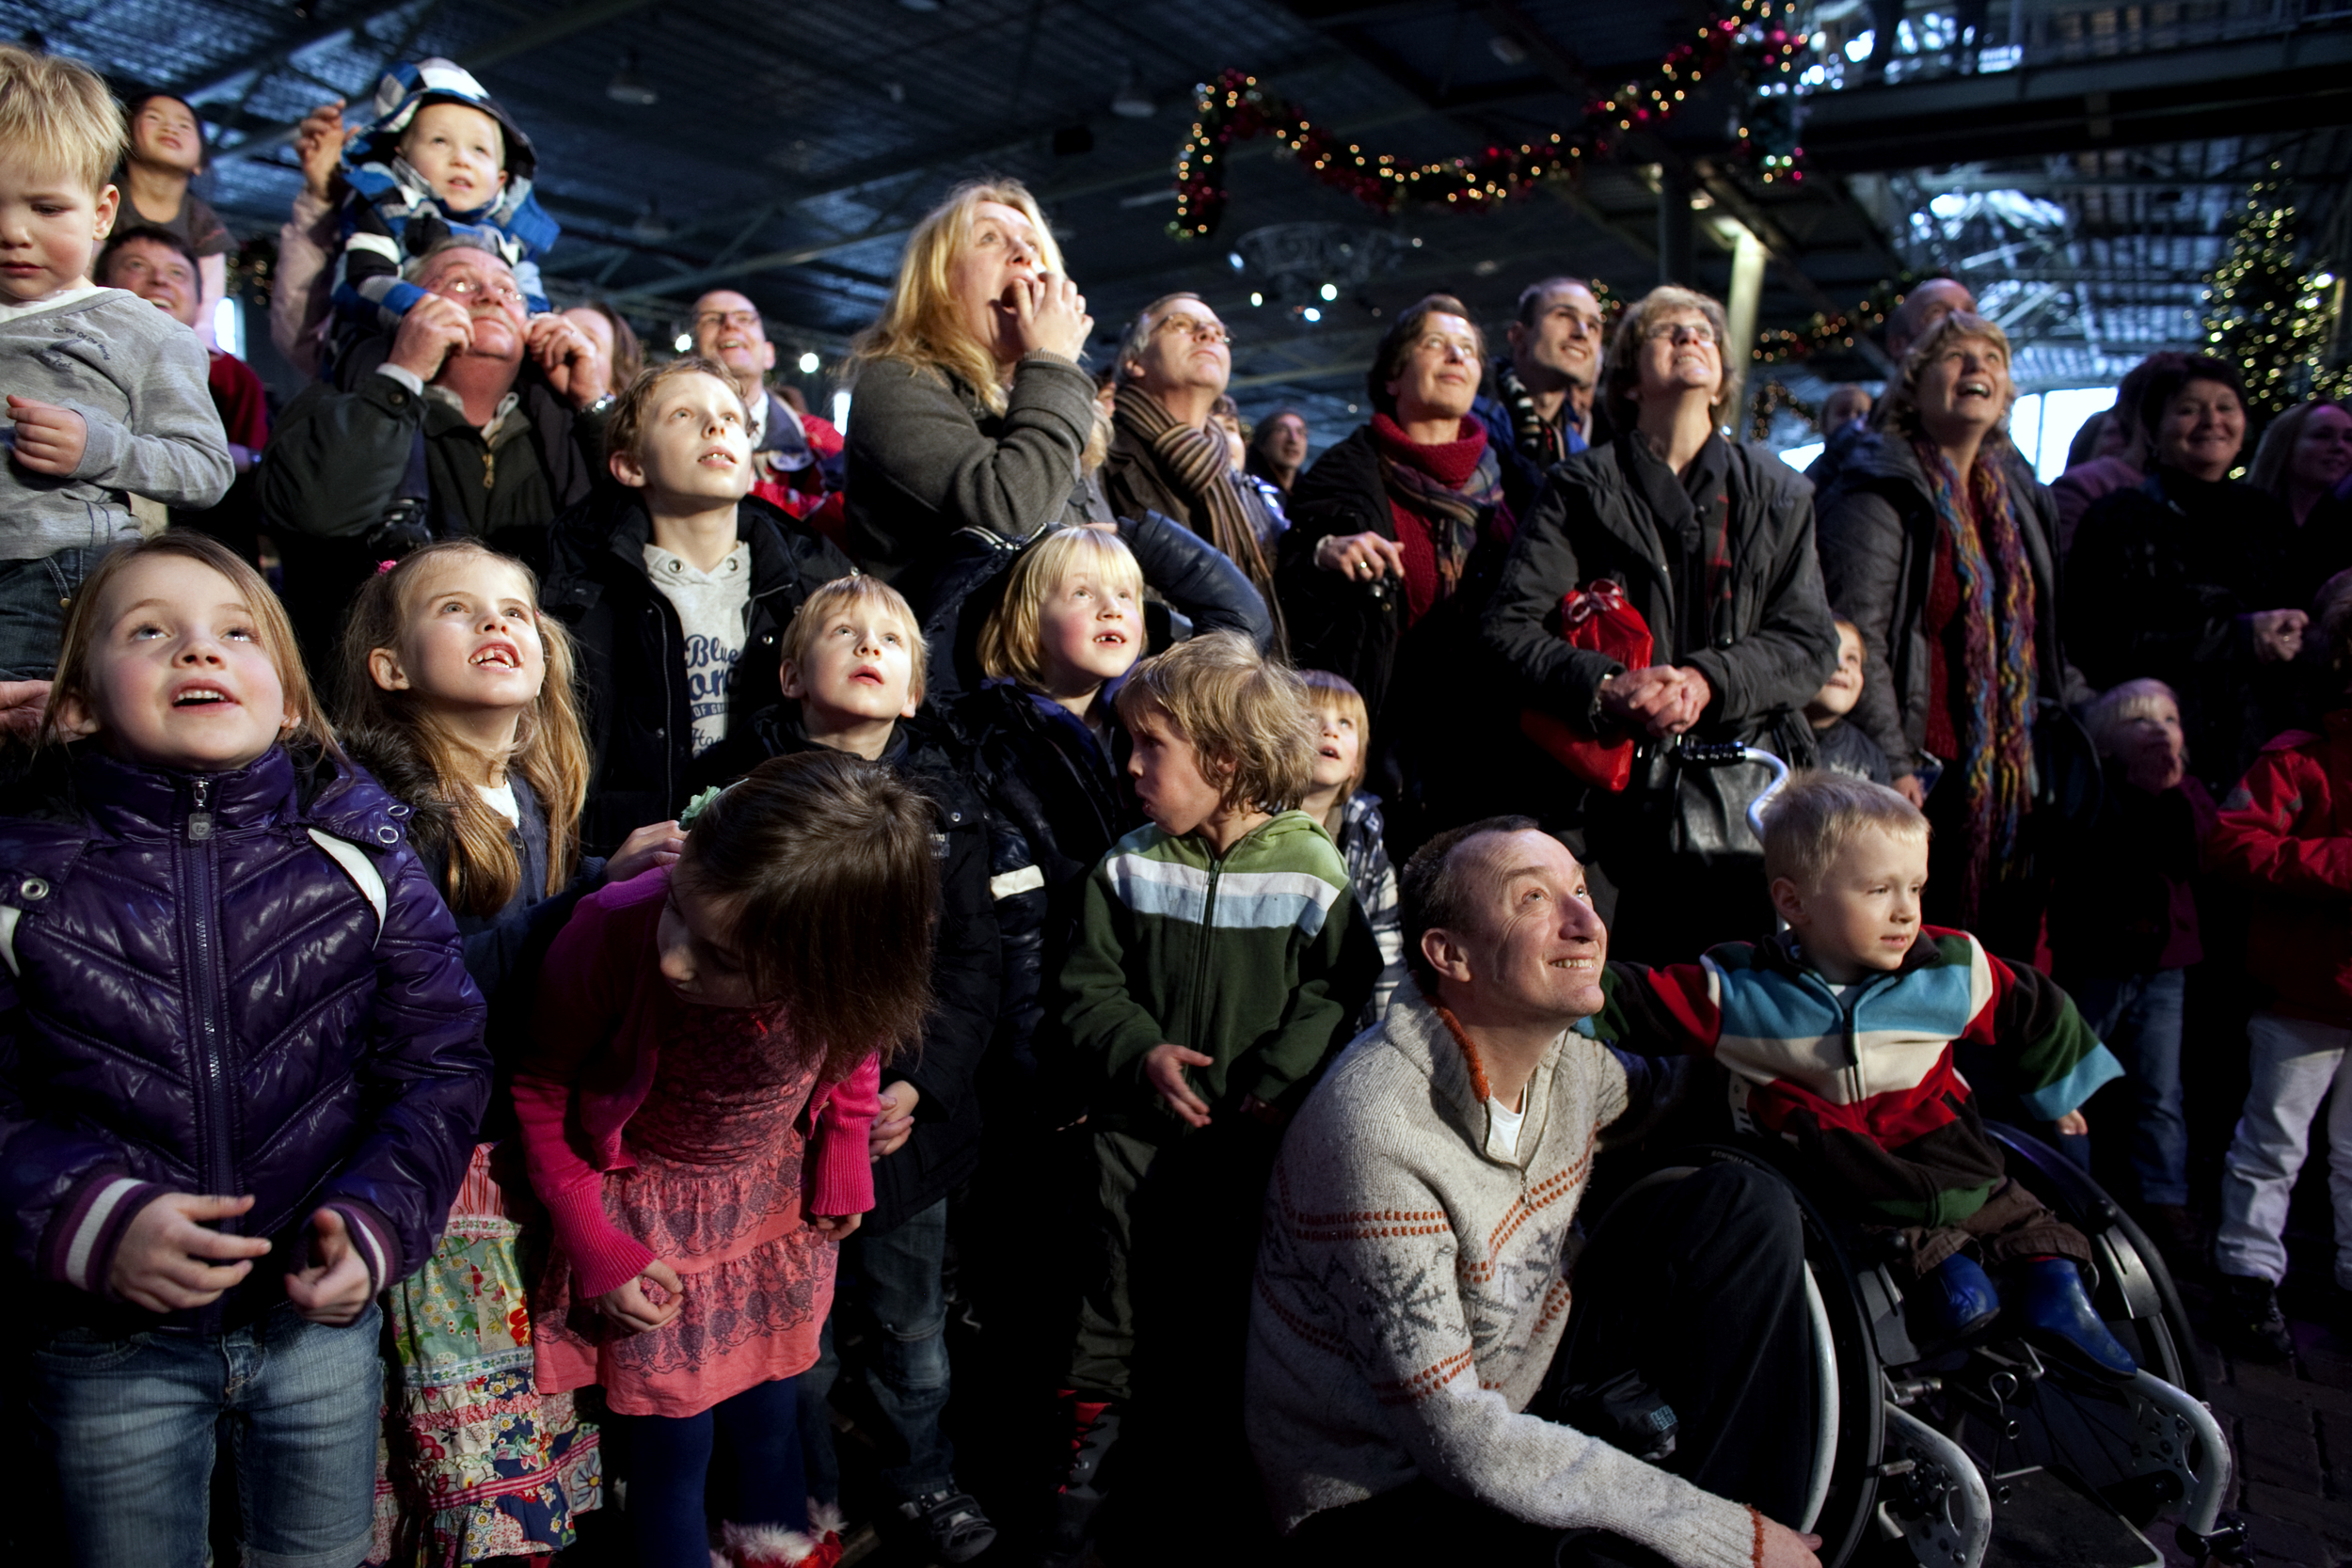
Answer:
[{"left": 1279, "top": 293, "right": 1517, "bottom": 848}]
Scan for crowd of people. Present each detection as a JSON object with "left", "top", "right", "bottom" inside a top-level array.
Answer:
[{"left": 0, "top": 40, "right": 2348, "bottom": 1568}]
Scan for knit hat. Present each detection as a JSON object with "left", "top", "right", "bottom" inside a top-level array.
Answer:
[{"left": 348, "top": 57, "right": 537, "bottom": 183}]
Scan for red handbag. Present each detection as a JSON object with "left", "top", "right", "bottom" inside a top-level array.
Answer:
[{"left": 1518, "top": 579, "right": 1654, "bottom": 793}]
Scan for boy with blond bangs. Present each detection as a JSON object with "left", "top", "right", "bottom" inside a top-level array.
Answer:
[
  {"left": 689, "top": 571, "right": 1005, "bottom": 1562},
  {"left": 0, "top": 44, "right": 231, "bottom": 676},
  {"left": 1595, "top": 770, "right": 2137, "bottom": 1376},
  {"left": 1052, "top": 630, "right": 1380, "bottom": 1561},
  {"left": 1298, "top": 667, "right": 1406, "bottom": 1022}
]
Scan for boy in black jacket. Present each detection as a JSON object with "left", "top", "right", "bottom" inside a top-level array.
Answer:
[
  {"left": 537, "top": 356, "right": 851, "bottom": 854},
  {"left": 691, "top": 574, "right": 1003, "bottom": 1564}
]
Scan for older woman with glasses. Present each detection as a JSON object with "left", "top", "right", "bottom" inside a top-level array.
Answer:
[
  {"left": 1279, "top": 293, "right": 1519, "bottom": 844},
  {"left": 1484, "top": 283, "right": 1837, "bottom": 958},
  {"left": 1814, "top": 311, "right": 2089, "bottom": 962},
  {"left": 1102, "top": 293, "right": 1284, "bottom": 633}
]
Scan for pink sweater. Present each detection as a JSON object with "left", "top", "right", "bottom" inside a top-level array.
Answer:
[{"left": 513, "top": 868, "right": 880, "bottom": 1298}]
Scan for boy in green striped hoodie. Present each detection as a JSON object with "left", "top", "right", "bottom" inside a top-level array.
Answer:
[{"left": 1051, "top": 630, "right": 1380, "bottom": 1561}]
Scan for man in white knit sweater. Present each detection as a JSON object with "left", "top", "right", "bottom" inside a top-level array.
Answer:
[{"left": 1247, "top": 818, "right": 1822, "bottom": 1568}]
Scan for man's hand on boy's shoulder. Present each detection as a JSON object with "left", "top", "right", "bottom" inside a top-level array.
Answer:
[{"left": 6, "top": 396, "right": 87, "bottom": 477}]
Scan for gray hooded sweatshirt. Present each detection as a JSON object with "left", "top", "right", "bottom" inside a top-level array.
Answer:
[{"left": 0, "top": 287, "right": 233, "bottom": 559}]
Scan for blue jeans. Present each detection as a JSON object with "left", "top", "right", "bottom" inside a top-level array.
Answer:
[
  {"left": 2067, "top": 968, "right": 2190, "bottom": 1207},
  {"left": 29, "top": 1301, "right": 382, "bottom": 1568},
  {"left": 0, "top": 546, "right": 105, "bottom": 679},
  {"left": 799, "top": 1197, "right": 955, "bottom": 1503}
]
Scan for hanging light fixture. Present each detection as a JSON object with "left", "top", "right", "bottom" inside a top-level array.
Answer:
[
  {"left": 1110, "top": 62, "right": 1155, "bottom": 119},
  {"left": 632, "top": 198, "right": 672, "bottom": 243},
  {"left": 607, "top": 48, "right": 658, "bottom": 106}
]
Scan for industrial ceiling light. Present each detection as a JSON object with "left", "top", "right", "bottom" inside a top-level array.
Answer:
[
  {"left": 607, "top": 49, "right": 657, "bottom": 106},
  {"left": 797, "top": 351, "right": 821, "bottom": 374},
  {"left": 898, "top": 0, "right": 941, "bottom": 10},
  {"left": 632, "top": 199, "right": 672, "bottom": 243},
  {"left": 1110, "top": 65, "right": 1154, "bottom": 119}
]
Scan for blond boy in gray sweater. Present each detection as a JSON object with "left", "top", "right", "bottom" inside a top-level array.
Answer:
[{"left": 0, "top": 48, "right": 231, "bottom": 676}]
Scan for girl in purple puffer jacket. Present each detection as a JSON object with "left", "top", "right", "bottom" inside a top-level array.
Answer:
[{"left": 0, "top": 533, "right": 490, "bottom": 1568}]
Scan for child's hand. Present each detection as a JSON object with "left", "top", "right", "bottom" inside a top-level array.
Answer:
[
  {"left": 106, "top": 1191, "right": 275, "bottom": 1313},
  {"left": 1143, "top": 1043, "right": 1214, "bottom": 1129},
  {"left": 2055, "top": 1109, "right": 2089, "bottom": 1137},
  {"left": 2247, "top": 608, "right": 2309, "bottom": 664},
  {"left": 870, "top": 1080, "right": 920, "bottom": 1161},
  {"left": 7, "top": 397, "right": 87, "bottom": 477},
  {"left": 294, "top": 100, "right": 346, "bottom": 203},
  {"left": 596, "top": 1259, "right": 684, "bottom": 1333},
  {"left": 807, "top": 1212, "right": 863, "bottom": 1243},
  {"left": 604, "top": 819, "right": 685, "bottom": 883},
  {"left": 387, "top": 293, "right": 475, "bottom": 383},
  {"left": 285, "top": 1207, "right": 373, "bottom": 1325}
]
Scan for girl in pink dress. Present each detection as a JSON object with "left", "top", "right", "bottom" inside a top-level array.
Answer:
[{"left": 514, "top": 752, "right": 941, "bottom": 1568}]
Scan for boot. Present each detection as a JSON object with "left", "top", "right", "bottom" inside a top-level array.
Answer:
[
  {"left": 1918, "top": 1252, "right": 2001, "bottom": 1338},
  {"left": 1042, "top": 1390, "right": 1121, "bottom": 1566},
  {"left": 2219, "top": 1273, "right": 2294, "bottom": 1362},
  {"left": 2011, "top": 1258, "right": 2136, "bottom": 1378}
]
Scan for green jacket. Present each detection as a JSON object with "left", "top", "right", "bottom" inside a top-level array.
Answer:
[{"left": 1061, "top": 811, "right": 1380, "bottom": 1139}]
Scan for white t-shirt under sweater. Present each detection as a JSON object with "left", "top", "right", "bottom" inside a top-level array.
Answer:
[
  {"left": 477, "top": 780, "right": 519, "bottom": 825},
  {"left": 643, "top": 541, "right": 752, "bottom": 755}
]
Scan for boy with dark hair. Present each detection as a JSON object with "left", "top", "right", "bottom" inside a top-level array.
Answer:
[{"left": 0, "top": 45, "right": 232, "bottom": 677}]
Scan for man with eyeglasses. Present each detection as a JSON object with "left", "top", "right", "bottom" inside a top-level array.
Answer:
[
  {"left": 1473, "top": 277, "right": 1605, "bottom": 518},
  {"left": 1101, "top": 292, "right": 1284, "bottom": 622},
  {"left": 262, "top": 239, "right": 612, "bottom": 671},
  {"left": 689, "top": 289, "right": 843, "bottom": 523}
]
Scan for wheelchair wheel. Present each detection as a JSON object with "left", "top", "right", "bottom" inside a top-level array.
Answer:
[{"left": 1592, "top": 1149, "right": 1888, "bottom": 1568}]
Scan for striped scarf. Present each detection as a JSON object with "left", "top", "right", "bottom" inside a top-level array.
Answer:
[
  {"left": 1916, "top": 438, "right": 2038, "bottom": 918},
  {"left": 1114, "top": 382, "right": 1279, "bottom": 606}
]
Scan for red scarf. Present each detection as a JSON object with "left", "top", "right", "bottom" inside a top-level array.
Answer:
[{"left": 1369, "top": 414, "right": 1509, "bottom": 626}]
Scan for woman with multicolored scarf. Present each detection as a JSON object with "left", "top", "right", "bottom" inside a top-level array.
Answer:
[
  {"left": 1278, "top": 293, "right": 1519, "bottom": 847},
  {"left": 1817, "top": 311, "right": 2091, "bottom": 962},
  {"left": 1485, "top": 283, "right": 1839, "bottom": 960}
]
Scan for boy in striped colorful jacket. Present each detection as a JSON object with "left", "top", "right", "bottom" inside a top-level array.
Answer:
[
  {"left": 1053, "top": 631, "right": 1381, "bottom": 1560},
  {"left": 1594, "top": 770, "right": 2137, "bottom": 1377}
]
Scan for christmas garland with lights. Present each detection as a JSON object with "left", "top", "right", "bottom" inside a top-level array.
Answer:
[
  {"left": 1751, "top": 277, "right": 1913, "bottom": 365},
  {"left": 1170, "top": 1, "right": 1810, "bottom": 240}
]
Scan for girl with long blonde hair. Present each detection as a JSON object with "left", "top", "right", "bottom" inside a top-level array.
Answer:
[{"left": 340, "top": 540, "right": 682, "bottom": 1562}]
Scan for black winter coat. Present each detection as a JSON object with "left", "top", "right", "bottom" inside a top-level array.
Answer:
[
  {"left": 687, "top": 711, "right": 1000, "bottom": 1233},
  {"left": 958, "top": 681, "right": 1140, "bottom": 1122},
  {"left": 539, "top": 491, "right": 854, "bottom": 854},
  {"left": 2065, "top": 465, "right": 2304, "bottom": 790},
  {"left": 0, "top": 744, "right": 489, "bottom": 1336},
  {"left": 1277, "top": 423, "right": 1514, "bottom": 729},
  {"left": 1483, "top": 434, "right": 1838, "bottom": 846},
  {"left": 1815, "top": 431, "right": 2090, "bottom": 781}
]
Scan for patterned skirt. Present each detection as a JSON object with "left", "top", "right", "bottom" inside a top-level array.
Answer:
[{"left": 368, "top": 1142, "right": 601, "bottom": 1566}]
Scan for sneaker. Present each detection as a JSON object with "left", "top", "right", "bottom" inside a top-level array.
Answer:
[
  {"left": 2012, "top": 1257, "right": 2137, "bottom": 1379},
  {"left": 898, "top": 1487, "right": 997, "bottom": 1564},
  {"left": 2219, "top": 1273, "right": 2295, "bottom": 1362}
]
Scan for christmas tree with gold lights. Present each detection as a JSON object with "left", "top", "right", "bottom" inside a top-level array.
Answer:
[{"left": 2201, "top": 174, "right": 2350, "bottom": 423}]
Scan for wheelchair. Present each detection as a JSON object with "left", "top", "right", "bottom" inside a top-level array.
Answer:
[{"left": 1586, "top": 1128, "right": 2238, "bottom": 1568}]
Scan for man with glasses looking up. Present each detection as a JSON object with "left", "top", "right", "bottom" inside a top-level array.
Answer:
[
  {"left": 1103, "top": 292, "right": 1283, "bottom": 626},
  {"left": 1475, "top": 277, "right": 1606, "bottom": 517},
  {"left": 689, "top": 289, "right": 842, "bottom": 522},
  {"left": 263, "top": 240, "right": 611, "bottom": 671}
]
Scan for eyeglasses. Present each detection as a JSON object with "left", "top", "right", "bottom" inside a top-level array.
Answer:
[
  {"left": 437, "top": 274, "right": 524, "bottom": 308},
  {"left": 694, "top": 309, "right": 763, "bottom": 334},
  {"left": 1153, "top": 315, "right": 1232, "bottom": 347},
  {"left": 1645, "top": 321, "right": 1719, "bottom": 347}
]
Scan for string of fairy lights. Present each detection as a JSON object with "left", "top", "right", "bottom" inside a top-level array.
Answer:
[{"left": 1168, "top": 0, "right": 1812, "bottom": 242}]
